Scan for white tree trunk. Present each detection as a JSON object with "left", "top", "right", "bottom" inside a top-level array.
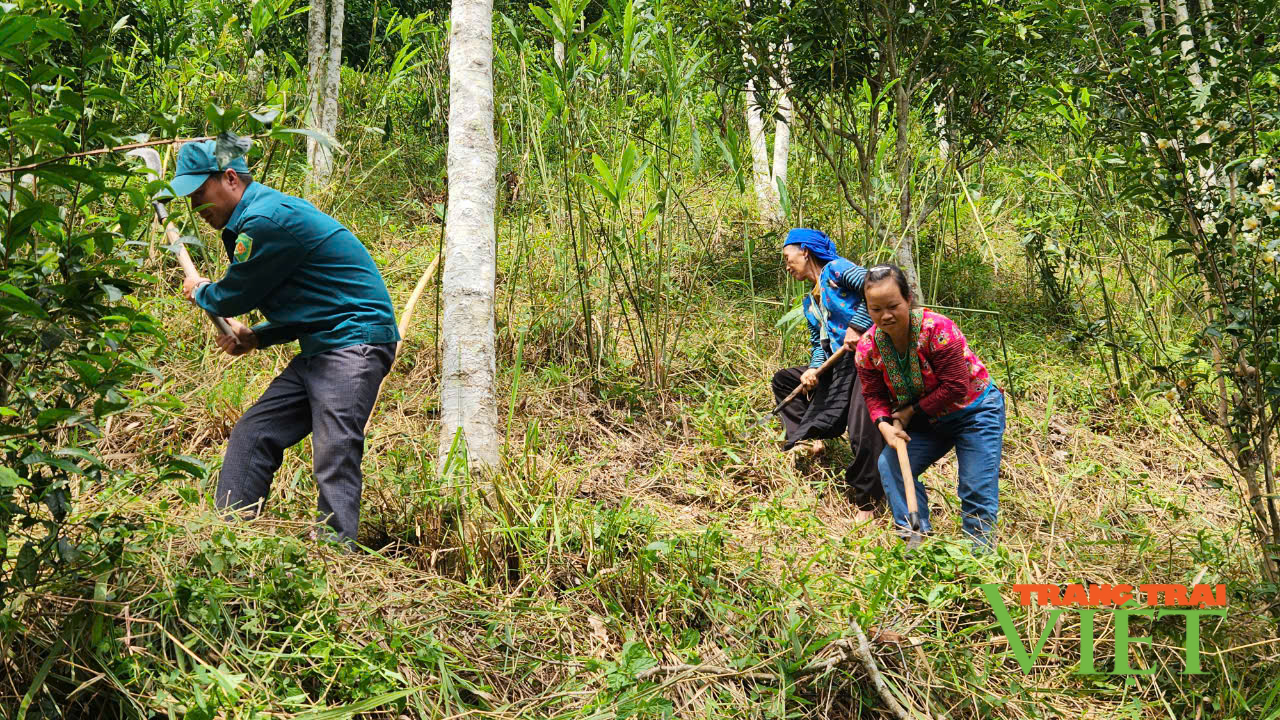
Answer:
[
  {"left": 1172, "top": 0, "right": 1202, "bottom": 88},
  {"left": 323, "top": 0, "right": 344, "bottom": 138},
  {"left": 306, "top": 0, "right": 343, "bottom": 194},
  {"left": 769, "top": 64, "right": 792, "bottom": 210},
  {"left": 1136, "top": 0, "right": 1159, "bottom": 151},
  {"left": 1201, "top": 0, "right": 1220, "bottom": 70},
  {"left": 1139, "top": 0, "right": 1157, "bottom": 37},
  {"left": 306, "top": 0, "right": 328, "bottom": 180},
  {"left": 440, "top": 0, "right": 500, "bottom": 468},
  {"left": 744, "top": 78, "right": 781, "bottom": 224},
  {"left": 893, "top": 76, "right": 923, "bottom": 299},
  {"left": 741, "top": 0, "right": 783, "bottom": 225},
  {"left": 1170, "top": 0, "right": 1214, "bottom": 187}
]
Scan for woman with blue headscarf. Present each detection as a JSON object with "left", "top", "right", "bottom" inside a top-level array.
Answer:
[{"left": 772, "top": 228, "right": 885, "bottom": 521}]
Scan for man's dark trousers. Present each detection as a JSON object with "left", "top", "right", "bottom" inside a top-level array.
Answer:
[{"left": 215, "top": 343, "right": 396, "bottom": 543}]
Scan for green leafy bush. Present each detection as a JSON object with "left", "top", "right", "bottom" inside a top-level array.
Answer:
[{"left": 0, "top": 0, "right": 165, "bottom": 599}]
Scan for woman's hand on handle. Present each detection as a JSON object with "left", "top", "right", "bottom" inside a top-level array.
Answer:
[
  {"left": 879, "top": 419, "right": 910, "bottom": 447},
  {"left": 842, "top": 327, "right": 862, "bottom": 353},
  {"left": 799, "top": 368, "right": 820, "bottom": 394},
  {"left": 182, "top": 276, "right": 211, "bottom": 306},
  {"left": 891, "top": 404, "right": 916, "bottom": 427}
]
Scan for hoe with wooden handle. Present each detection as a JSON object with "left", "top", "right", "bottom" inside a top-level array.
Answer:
[
  {"left": 759, "top": 346, "right": 849, "bottom": 427},
  {"left": 890, "top": 417, "right": 924, "bottom": 549},
  {"left": 127, "top": 147, "right": 238, "bottom": 344}
]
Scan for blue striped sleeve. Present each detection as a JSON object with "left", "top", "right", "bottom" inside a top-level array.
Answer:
[
  {"left": 848, "top": 305, "right": 873, "bottom": 333},
  {"left": 839, "top": 264, "right": 867, "bottom": 291},
  {"left": 837, "top": 264, "right": 873, "bottom": 332}
]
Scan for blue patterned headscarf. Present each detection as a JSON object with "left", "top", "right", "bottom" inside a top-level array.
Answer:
[{"left": 783, "top": 228, "right": 839, "bottom": 264}]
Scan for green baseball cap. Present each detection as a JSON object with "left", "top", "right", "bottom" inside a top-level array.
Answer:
[{"left": 159, "top": 139, "right": 251, "bottom": 198}]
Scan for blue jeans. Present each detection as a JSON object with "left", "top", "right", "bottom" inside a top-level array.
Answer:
[{"left": 877, "top": 386, "right": 1005, "bottom": 548}]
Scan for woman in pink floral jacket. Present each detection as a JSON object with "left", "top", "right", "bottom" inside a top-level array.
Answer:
[{"left": 855, "top": 264, "right": 1006, "bottom": 548}]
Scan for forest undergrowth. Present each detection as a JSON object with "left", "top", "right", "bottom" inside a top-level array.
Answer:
[
  {"left": 2, "top": 0, "right": 1279, "bottom": 714},
  {"left": 3, "top": 155, "right": 1274, "bottom": 719}
]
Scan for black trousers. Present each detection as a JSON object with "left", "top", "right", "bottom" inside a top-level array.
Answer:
[
  {"left": 772, "top": 358, "right": 886, "bottom": 511},
  {"left": 214, "top": 342, "right": 396, "bottom": 543}
]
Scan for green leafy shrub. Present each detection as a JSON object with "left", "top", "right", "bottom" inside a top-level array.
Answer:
[
  {"left": 0, "top": 0, "right": 165, "bottom": 600},
  {"left": 924, "top": 240, "right": 997, "bottom": 309}
]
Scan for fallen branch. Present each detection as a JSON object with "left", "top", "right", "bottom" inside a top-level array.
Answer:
[
  {"left": 637, "top": 663, "right": 777, "bottom": 682},
  {"left": 636, "top": 618, "right": 919, "bottom": 720},
  {"left": 0, "top": 136, "right": 214, "bottom": 176},
  {"left": 850, "top": 617, "right": 915, "bottom": 720}
]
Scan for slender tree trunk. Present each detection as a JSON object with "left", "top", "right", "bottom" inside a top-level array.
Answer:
[
  {"left": 1137, "top": 0, "right": 1159, "bottom": 154},
  {"left": 1138, "top": 0, "right": 1157, "bottom": 38},
  {"left": 745, "top": 79, "right": 781, "bottom": 224},
  {"left": 769, "top": 56, "right": 792, "bottom": 209},
  {"left": 934, "top": 101, "right": 949, "bottom": 163},
  {"left": 893, "top": 77, "right": 922, "bottom": 298},
  {"left": 1172, "top": 0, "right": 1202, "bottom": 88},
  {"left": 771, "top": 0, "right": 793, "bottom": 217},
  {"left": 1201, "top": 0, "right": 1220, "bottom": 70},
  {"left": 1169, "top": 0, "right": 1215, "bottom": 188},
  {"left": 440, "top": 0, "right": 499, "bottom": 468},
  {"left": 742, "top": 0, "right": 784, "bottom": 224},
  {"left": 323, "top": 0, "right": 344, "bottom": 139},
  {"left": 306, "top": 0, "right": 343, "bottom": 194},
  {"left": 883, "top": 15, "right": 922, "bottom": 298},
  {"left": 306, "top": 0, "right": 328, "bottom": 180}
]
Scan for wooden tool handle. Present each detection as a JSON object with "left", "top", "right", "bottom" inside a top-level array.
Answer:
[
  {"left": 892, "top": 419, "right": 919, "bottom": 516},
  {"left": 159, "top": 220, "right": 237, "bottom": 340},
  {"left": 161, "top": 222, "right": 201, "bottom": 280},
  {"left": 773, "top": 346, "right": 849, "bottom": 414}
]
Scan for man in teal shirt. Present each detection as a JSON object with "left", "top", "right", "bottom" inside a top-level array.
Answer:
[{"left": 170, "top": 140, "right": 399, "bottom": 544}]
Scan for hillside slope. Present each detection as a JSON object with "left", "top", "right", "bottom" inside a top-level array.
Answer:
[{"left": 8, "top": 174, "right": 1272, "bottom": 719}]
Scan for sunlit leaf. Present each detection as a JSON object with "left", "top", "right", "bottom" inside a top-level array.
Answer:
[{"left": 214, "top": 130, "right": 253, "bottom": 169}]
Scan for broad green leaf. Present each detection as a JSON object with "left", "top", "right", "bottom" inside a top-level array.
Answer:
[
  {"left": 215, "top": 130, "right": 253, "bottom": 169},
  {"left": 529, "top": 6, "right": 559, "bottom": 36},
  {"left": 0, "top": 467, "right": 29, "bottom": 488},
  {"left": 52, "top": 448, "right": 102, "bottom": 466},
  {"left": 291, "top": 689, "right": 420, "bottom": 720},
  {"left": 15, "top": 542, "right": 37, "bottom": 586},
  {"left": 591, "top": 153, "right": 616, "bottom": 190},
  {"left": 250, "top": 108, "right": 280, "bottom": 128},
  {"left": 36, "top": 408, "right": 77, "bottom": 429},
  {"left": 0, "top": 284, "right": 48, "bottom": 319},
  {"left": 775, "top": 303, "right": 804, "bottom": 330},
  {"left": 271, "top": 127, "right": 344, "bottom": 154},
  {"left": 0, "top": 15, "right": 34, "bottom": 48},
  {"left": 35, "top": 16, "right": 72, "bottom": 43},
  {"left": 580, "top": 176, "right": 617, "bottom": 205}
]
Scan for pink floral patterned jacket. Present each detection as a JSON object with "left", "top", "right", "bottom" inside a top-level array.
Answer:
[{"left": 855, "top": 308, "right": 992, "bottom": 421}]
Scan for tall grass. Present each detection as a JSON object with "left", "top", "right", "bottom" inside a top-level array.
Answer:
[{"left": 0, "top": 0, "right": 1276, "bottom": 717}]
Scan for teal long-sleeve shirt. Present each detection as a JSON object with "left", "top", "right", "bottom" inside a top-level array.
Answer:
[{"left": 194, "top": 181, "right": 400, "bottom": 356}]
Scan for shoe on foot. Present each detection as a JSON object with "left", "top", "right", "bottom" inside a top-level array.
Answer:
[{"left": 785, "top": 439, "right": 824, "bottom": 458}]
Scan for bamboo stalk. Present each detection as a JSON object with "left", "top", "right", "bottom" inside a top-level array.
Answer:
[{"left": 364, "top": 253, "right": 441, "bottom": 433}]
